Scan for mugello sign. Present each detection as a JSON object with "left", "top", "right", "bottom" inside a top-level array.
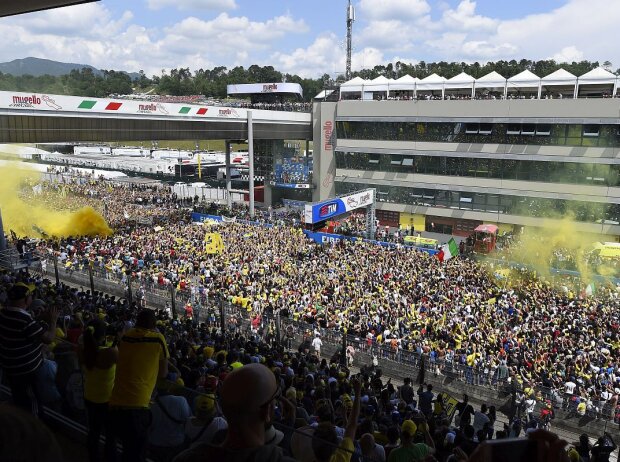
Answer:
[{"left": 0, "top": 91, "right": 245, "bottom": 119}]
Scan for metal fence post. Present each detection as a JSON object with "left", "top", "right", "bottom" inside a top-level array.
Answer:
[
  {"left": 276, "top": 312, "right": 282, "bottom": 344},
  {"left": 169, "top": 285, "right": 178, "bottom": 319},
  {"left": 219, "top": 297, "right": 226, "bottom": 333},
  {"left": 88, "top": 260, "right": 95, "bottom": 295},
  {"left": 53, "top": 257, "right": 60, "bottom": 286},
  {"left": 126, "top": 270, "right": 133, "bottom": 304},
  {"left": 341, "top": 328, "right": 347, "bottom": 367}
]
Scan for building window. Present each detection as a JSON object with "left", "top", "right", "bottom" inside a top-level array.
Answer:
[{"left": 583, "top": 125, "right": 600, "bottom": 137}]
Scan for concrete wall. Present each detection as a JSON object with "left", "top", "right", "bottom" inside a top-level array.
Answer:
[
  {"left": 312, "top": 102, "right": 337, "bottom": 201},
  {"left": 336, "top": 99, "right": 620, "bottom": 123}
]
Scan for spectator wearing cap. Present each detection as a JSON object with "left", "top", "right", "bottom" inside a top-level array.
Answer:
[
  {"left": 0, "top": 282, "right": 58, "bottom": 416},
  {"left": 109, "top": 309, "right": 170, "bottom": 462},
  {"left": 387, "top": 419, "right": 435, "bottom": 462},
  {"left": 174, "top": 363, "right": 296, "bottom": 462},
  {"left": 185, "top": 392, "right": 228, "bottom": 447}
]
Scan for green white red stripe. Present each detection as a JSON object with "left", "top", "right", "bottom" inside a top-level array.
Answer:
[
  {"left": 437, "top": 238, "right": 458, "bottom": 262},
  {"left": 78, "top": 100, "right": 96, "bottom": 109}
]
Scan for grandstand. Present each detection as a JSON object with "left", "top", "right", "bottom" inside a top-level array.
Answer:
[{"left": 312, "top": 69, "right": 620, "bottom": 238}]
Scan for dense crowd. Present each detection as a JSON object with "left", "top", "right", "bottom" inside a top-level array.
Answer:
[
  {"left": 1, "top": 271, "right": 618, "bottom": 462},
  {"left": 2, "top": 176, "right": 620, "bottom": 461}
]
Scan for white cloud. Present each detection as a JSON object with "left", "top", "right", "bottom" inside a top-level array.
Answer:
[
  {"left": 462, "top": 41, "right": 517, "bottom": 59},
  {"left": 441, "top": 0, "right": 497, "bottom": 32},
  {"left": 358, "top": 0, "right": 430, "bottom": 21},
  {"left": 1, "top": 0, "right": 620, "bottom": 79},
  {"left": 0, "top": 5, "right": 308, "bottom": 76},
  {"left": 147, "top": 0, "right": 237, "bottom": 11},
  {"left": 550, "top": 46, "right": 584, "bottom": 63}
]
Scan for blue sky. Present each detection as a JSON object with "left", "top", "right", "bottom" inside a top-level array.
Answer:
[{"left": 0, "top": 0, "right": 617, "bottom": 77}]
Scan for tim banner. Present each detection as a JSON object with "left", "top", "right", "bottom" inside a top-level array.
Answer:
[{"left": 304, "top": 189, "right": 375, "bottom": 225}]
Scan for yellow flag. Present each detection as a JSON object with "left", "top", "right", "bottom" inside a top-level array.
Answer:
[{"left": 204, "top": 232, "right": 224, "bottom": 254}]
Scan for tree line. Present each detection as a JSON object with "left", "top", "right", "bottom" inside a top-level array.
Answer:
[{"left": 0, "top": 59, "right": 616, "bottom": 101}]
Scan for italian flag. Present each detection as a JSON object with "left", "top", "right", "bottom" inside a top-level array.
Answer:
[{"left": 437, "top": 238, "right": 458, "bottom": 262}]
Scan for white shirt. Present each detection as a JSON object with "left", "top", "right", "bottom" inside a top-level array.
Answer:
[
  {"left": 312, "top": 337, "right": 322, "bottom": 351},
  {"left": 565, "top": 381, "right": 577, "bottom": 394}
]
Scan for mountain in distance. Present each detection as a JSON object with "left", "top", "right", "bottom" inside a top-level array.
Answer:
[{"left": 0, "top": 57, "right": 139, "bottom": 79}]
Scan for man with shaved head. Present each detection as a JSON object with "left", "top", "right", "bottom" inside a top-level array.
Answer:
[{"left": 174, "top": 363, "right": 297, "bottom": 462}]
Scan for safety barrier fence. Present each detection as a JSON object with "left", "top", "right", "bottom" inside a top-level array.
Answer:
[{"left": 33, "top": 254, "right": 620, "bottom": 426}]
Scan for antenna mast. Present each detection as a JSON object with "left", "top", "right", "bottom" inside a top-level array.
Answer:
[{"left": 346, "top": 0, "right": 355, "bottom": 80}]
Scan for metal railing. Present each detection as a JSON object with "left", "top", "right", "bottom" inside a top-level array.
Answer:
[{"left": 34, "top": 253, "right": 620, "bottom": 427}]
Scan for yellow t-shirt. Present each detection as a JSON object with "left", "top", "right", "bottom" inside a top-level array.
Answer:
[
  {"left": 83, "top": 346, "right": 116, "bottom": 404},
  {"left": 331, "top": 437, "right": 354, "bottom": 462},
  {"left": 109, "top": 328, "right": 169, "bottom": 408}
]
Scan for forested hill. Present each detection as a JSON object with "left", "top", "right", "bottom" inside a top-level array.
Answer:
[{"left": 0, "top": 58, "right": 614, "bottom": 102}]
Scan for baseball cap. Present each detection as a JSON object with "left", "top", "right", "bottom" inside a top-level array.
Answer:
[
  {"left": 8, "top": 282, "right": 35, "bottom": 301},
  {"left": 401, "top": 420, "right": 417, "bottom": 436}
]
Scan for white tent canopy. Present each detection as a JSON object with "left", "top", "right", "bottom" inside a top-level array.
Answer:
[
  {"left": 340, "top": 76, "right": 367, "bottom": 93},
  {"left": 444, "top": 72, "right": 475, "bottom": 90},
  {"left": 416, "top": 73, "right": 446, "bottom": 91},
  {"left": 507, "top": 70, "right": 540, "bottom": 89},
  {"left": 578, "top": 67, "right": 616, "bottom": 84},
  {"left": 541, "top": 68, "right": 577, "bottom": 86},
  {"left": 389, "top": 74, "right": 418, "bottom": 91},
  {"left": 577, "top": 67, "right": 617, "bottom": 97},
  {"left": 337, "top": 67, "right": 618, "bottom": 100},
  {"left": 364, "top": 75, "right": 391, "bottom": 92},
  {"left": 474, "top": 71, "right": 506, "bottom": 89}
]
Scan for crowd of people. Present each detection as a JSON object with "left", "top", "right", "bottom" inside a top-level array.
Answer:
[
  {"left": 0, "top": 271, "right": 618, "bottom": 462},
  {"left": 2, "top": 175, "right": 620, "bottom": 461}
]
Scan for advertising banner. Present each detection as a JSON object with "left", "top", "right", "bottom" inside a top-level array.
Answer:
[
  {"left": 191, "top": 213, "right": 223, "bottom": 223},
  {"left": 304, "top": 189, "right": 374, "bottom": 224},
  {"left": 0, "top": 91, "right": 247, "bottom": 120}
]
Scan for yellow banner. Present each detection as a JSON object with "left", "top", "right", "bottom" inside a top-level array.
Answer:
[{"left": 204, "top": 232, "right": 224, "bottom": 254}]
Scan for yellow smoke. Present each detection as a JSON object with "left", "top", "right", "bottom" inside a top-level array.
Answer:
[
  {"left": 0, "top": 163, "right": 112, "bottom": 238},
  {"left": 500, "top": 215, "right": 598, "bottom": 282}
]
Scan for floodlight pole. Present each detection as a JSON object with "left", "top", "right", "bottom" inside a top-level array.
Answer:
[{"left": 346, "top": 0, "right": 355, "bottom": 81}]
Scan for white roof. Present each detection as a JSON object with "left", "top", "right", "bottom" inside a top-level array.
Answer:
[
  {"left": 475, "top": 71, "right": 506, "bottom": 89},
  {"left": 417, "top": 73, "right": 446, "bottom": 91},
  {"left": 507, "top": 70, "right": 540, "bottom": 89},
  {"left": 541, "top": 69, "right": 577, "bottom": 86},
  {"left": 365, "top": 75, "right": 391, "bottom": 91},
  {"left": 314, "top": 89, "right": 334, "bottom": 99},
  {"left": 389, "top": 74, "right": 419, "bottom": 91},
  {"left": 340, "top": 76, "right": 367, "bottom": 92},
  {"left": 578, "top": 67, "right": 616, "bottom": 85},
  {"left": 444, "top": 72, "right": 475, "bottom": 90}
]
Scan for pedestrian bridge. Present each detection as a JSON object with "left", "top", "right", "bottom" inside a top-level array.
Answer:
[{"left": 0, "top": 91, "right": 312, "bottom": 143}]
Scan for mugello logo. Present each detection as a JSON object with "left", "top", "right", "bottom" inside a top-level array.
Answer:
[
  {"left": 319, "top": 202, "right": 338, "bottom": 218},
  {"left": 137, "top": 103, "right": 169, "bottom": 114},
  {"left": 10, "top": 94, "right": 62, "bottom": 110}
]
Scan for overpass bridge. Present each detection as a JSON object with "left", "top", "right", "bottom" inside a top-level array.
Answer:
[
  {"left": 0, "top": 91, "right": 313, "bottom": 215},
  {"left": 0, "top": 91, "right": 312, "bottom": 143}
]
